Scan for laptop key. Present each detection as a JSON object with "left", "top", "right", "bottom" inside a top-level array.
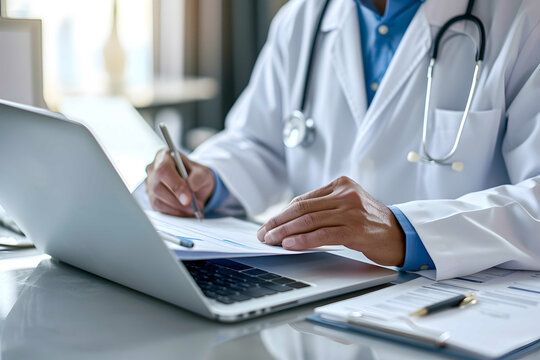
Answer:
[
  {"left": 243, "top": 268, "right": 268, "bottom": 276},
  {"left": 244, "top": 286, "right": 278, "bottom": 298},
  {"left": 209, "top": 259, "right": 253, "bottom": 271},
  {"left": 229, "top": 293, "right": 251, "bottom": 302},
  {"left": 216, "top": 296, "right": 235, "bottom": 304},
  {"left": 244, "top": 276, "right": 266, "bottom": 284},
  {"left": 217, "top": 268, "right": 241, "bottom": 277},
  {"left": 230, "top": 284, "right": 252, "bottom": 292},
  {"left": 203, "top": 291, "right": 219, "bottom": 299},
  {"left": 221, "top": 279, "right": 237, "bottom": 287},
  {"left": 272, "top": 277, "right": 296, "bottom": 285},
  {"left": 212, "top": 288, "right": 233, "bottom": 297},
  {"left": 287, "top": 281, "right": 310, "bottom": 289},
  {"left": 260, "top": 282, "right": 294, "bottom": 292},
  {"left": 258, "top": 273, "right": 281, "bottom": 280}
]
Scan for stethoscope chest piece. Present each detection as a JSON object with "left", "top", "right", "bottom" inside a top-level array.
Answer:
[{"left": 283, "top": 110, "right": 316, "bottom": 148}]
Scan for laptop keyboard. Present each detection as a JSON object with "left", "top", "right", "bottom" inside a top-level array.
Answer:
[{"left": 183, "top": 259, "right": 311, "bottom": 304}]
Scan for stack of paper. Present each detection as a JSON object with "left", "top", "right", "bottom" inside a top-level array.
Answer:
[
  {"left": 146, "top": 210, "right": 342, "bottom": 260},
  {"left": 312, "top": 269, "right": 540, "bottom": 359}
]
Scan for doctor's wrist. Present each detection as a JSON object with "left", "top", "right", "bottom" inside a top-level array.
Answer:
[
  {"left": 379, "top": 207, "right": 406, "bottom": 267},
  {"left": 388, "top": 210, "right": 406, "bottom": 267}
]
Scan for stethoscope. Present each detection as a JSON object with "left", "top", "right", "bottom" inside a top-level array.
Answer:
[{"left": 282, "top": 0, "right": 486, "bottom": 173}]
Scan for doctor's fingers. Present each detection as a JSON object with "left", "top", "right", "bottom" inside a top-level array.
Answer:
[
  {"left": 151, "top": 197, "right": 195, "bottom": 218},
  {"left": 280, "top": 226, "right": 350, "bottom": 251},
  {"left": 288, "top": 183, "right": 334, "bottom": 204},
  {"left": 261, "top": 210, "right": 343, "bottom": 246},
  {"left": 258, "top": 197, "right": 340, "bottom": 241},
  {"left": 150, "top": 159, "right": 196, "bottom": 207},
  {"left": 147, "top": 181, "right": 186, "bottom": 210}
]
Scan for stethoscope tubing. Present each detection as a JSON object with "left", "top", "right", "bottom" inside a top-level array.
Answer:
[
  {"left": 299, "top": 0, "right": 333, "bottom": 113},
  {"left": 284, "top": 0, "right": 487, "bottom": 165},
  {"left": 421, "top": 1, "right": 486, "bottom": 165}
]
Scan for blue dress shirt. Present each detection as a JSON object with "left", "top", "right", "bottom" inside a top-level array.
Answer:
[
  {"left": 204, "top": 0, "right": 435, "bottom": 271},
  {"left": 355, "top": 0, "right": 424, "bottom": 105}
]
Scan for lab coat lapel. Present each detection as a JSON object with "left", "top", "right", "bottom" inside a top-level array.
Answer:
[
  {"left": 321, "top": 0, "right": 368, "bottom": 124},
  {"left": 361, "top": 4, "right": 432, "bottom": 130}
]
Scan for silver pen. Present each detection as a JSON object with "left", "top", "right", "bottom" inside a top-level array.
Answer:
[
  {"left": 158, "top": 231, "right": 195, "bottom": 248},
  {"left": 159, "top": 123, "right": 203, "bottom": 221}
]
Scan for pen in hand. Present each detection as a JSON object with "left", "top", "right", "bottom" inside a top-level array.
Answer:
[
  {"left": 409, "top": 292, "right": 477, "bottom": 317},
  {"left": 159, "top": 123, "right": 203, "bottom": 221}
]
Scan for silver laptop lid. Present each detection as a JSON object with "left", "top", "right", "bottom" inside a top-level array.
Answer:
[{"left": 0, "top": 99, "right": 211, "bottom": 317}]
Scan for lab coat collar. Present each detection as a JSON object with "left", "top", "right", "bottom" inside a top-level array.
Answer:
[
  {"left": 320, "top": 0, "right": 469, "bottom": 32},
  {"left": 320, "top": 0, "right": 354, "bottom": 32},
  {"left": 423, "top": 0, "right": 469, "bottom": 29},
  {"left": 322, "top": 0, "right": 471, "bottom": 133}
]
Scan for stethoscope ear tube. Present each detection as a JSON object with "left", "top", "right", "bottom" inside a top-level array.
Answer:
[{"left": 431, "top": 14, "right": 486, "bottom": 62}]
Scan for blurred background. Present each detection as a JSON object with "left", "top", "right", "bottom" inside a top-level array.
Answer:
[{"left": 0, "top": 0, "right": 287, "bottom": 149}]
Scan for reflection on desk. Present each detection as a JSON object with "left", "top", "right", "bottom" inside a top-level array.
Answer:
[
  {"left": 0, "top": 259, "right": 306, "bottom": 360},
  {"left": 1, "top": 256, "right": 539, "bottom": 360}
]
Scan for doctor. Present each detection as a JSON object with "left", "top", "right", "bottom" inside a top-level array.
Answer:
[{"left": 145, "top": 0, "right": 540, "bottom": 280}]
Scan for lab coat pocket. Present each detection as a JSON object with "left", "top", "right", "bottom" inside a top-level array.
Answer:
[{"left": 423, "top": 107, "right": 502, "bottom": 197}]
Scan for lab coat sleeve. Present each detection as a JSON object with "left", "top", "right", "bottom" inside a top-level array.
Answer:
[
  {"left": 189, "top": 2, "right": 301, "bottom": 216},
  {"left": 396, "top": 53, "right": 540, "bottom": 280}
]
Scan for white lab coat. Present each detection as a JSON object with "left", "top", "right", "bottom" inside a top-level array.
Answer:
[{"left": 192, "top": 0, "right": 540, "bottom": 279}]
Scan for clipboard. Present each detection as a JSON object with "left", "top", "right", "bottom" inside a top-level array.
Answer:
[
  {"left": 307, "top": 314, "right": 540, "bottom": 360},
  {"left": 308, "top": 270, "right": 540, "bottom": 360}
]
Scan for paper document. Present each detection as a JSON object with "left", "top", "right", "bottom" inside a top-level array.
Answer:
[
  {"left": 146, "top": 210, "right": 341, "bottom": 260},
  {"left": 315, "top": 268, "right": 540, "bottom": 359}
]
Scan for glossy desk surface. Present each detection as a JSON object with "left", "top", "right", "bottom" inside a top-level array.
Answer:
[{"left": 0, "top": 250, "right": 538, "bottom": 360}]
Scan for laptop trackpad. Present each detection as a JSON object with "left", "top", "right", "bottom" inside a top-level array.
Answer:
[{"left": 234, "top": 253, "right": 395, "bottom": 287}]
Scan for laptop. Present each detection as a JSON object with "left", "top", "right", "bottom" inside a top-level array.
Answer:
[{"left": 0, "top": 99, "right": 397, "bottom": 322}]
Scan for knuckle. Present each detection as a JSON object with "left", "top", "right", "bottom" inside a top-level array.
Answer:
[
  {"left": 170, "top": 181, "right": 183, "bottom": 195},
  {"left": 267, "top": 217, "right": 279, "bottom": 229},
  {"left": 293, "top": 200, "right": 310, "bottom": 213},
  {"left": 335, "top": 176, "right": 351, "bottom": 186},
  {"left": 274, "top": 225, "right": 288, "bottom": 239},
  {"left": 290, "top": 195, "right": 302, "bottom": 204},
  {"left": 154, "top": 164, "right": 168, "bottom": 177},
  {"left": 317, "top": 227, "right": 331, "bottom": 241},
  {"left": 301, "top": 213, "right": 316, "bottom": 228},
  {"left": 343, "top": 188, "right": 362, "bottom": 202}
]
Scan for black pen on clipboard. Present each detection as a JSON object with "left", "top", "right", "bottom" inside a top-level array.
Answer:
[
  {"left": 159, "top": 123, "right": 203, "bottom": 221},
  {"left": 409, "top": 293, "right": 477, "bottom": 317}
]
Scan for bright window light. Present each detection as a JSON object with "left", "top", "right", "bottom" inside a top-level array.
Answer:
[{"left": 5, "top": 0, "right": 153, "bottom": 107}]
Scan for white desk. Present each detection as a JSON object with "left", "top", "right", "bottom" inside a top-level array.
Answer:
[{"left": 1, "top": 251, "right": 538, "bottom": 360}]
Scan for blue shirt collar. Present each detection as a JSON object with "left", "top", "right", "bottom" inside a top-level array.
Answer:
[{"left": 356, "top": 0, "right": 424, "bottom": 22}]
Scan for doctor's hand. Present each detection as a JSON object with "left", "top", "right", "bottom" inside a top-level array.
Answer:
[
  {"left": 257, "top": 176, "right": 406, "bottom": 266},
  {"left": 145, "top": 148, "right": 215, "bottom": 217}
]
